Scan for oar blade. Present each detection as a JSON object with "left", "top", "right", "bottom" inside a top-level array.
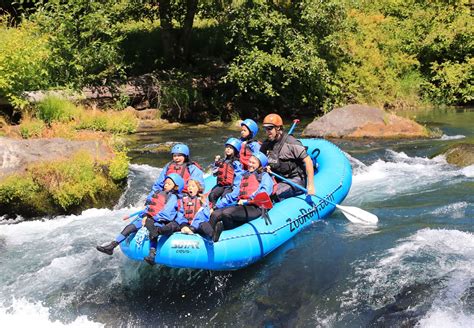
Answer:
[
  {"left": 249, "top": 192, "right": 273, "bottom": 209},
  {"left": 336, "top": 205, "right": 378, "bottom": 225}
]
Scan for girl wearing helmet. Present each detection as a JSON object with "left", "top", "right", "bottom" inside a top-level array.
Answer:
[
  {"left": 96, "top": 174, "right": 183, "bottom": 262},
  {"left": 175, "top": 179, "right": 214, "bottom": 239},
  {"left": 209, "top": 151, "right": 275, "bottom": 242},
  {"left": 146, "top": 143, "right": 204, "bottom": 200},
  {"left": 208, "top": 137, "right": 244, "bottom": 206},
  {"left": 240, "top": 118, "right": 261, "bottom": 170}
]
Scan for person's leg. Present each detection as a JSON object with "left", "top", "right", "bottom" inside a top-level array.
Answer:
[
  {"left": 144, "top": 221, "right": 180, "bottom": 265},
  {"left": 274, "top": 177, "right": 305, "bottom": 202},
  {"left": 197, "top": 221, "right": 213, "bottom": 239},
  {"left": 96, "top": 220, "right": 142, "bottom": 255},
  {"left": 221, "top": 205, "right": 261, "bottom": 228},
  {"left": 208, "top": 185, "right": 225, "bottom": 205},
  {"left": 209, "top": 208, "right": 226, "bottom": 228}
]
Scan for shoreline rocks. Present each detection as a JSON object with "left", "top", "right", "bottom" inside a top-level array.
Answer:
[{"left": 302, "top": 104, "right": 430, "bottom": 138}]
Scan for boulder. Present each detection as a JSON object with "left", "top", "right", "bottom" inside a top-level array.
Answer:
[
  {"left": 302, "top": 104, "right": 429, "bottom": 138},
  {"left": 444, "top": 143, "right": 474, "bottom": 167},
  {"left": 0, "top": 137, "right": 114, "bottom": 180}
]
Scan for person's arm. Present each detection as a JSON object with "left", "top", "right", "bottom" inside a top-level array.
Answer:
[
  {"left": 303, "top": 156, "right": 315, "bottom": 195},
  {"left": 232, "top": 161, "right": 243, "bottom": 192},
  {"left": 248, "top": 141, "right": 261, "bottom": 153},
  {"left": 175, "top": 200, "right": 188, "bottom": 227},
  {"left": 190, "top": 204, "right": 210, "bottom": 229}
]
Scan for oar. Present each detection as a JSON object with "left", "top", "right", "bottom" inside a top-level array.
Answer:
[
  {"left": 269, "top": 172, "right": 378, "bottom": 224},
  {"left": 247, "top": 192, "right": 273, "bottom": 209},
  {"left": 288, "top": 119, "right": 300, "bottom": 135},
  {"left": 122, "top": 209, "right": 145, "bottom": 221}
]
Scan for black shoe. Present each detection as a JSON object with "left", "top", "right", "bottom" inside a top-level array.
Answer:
[
  {"left": 96, "top": 241, "right": 119, "bottom": 255},
  {"left": 144, "top": 247, "right": 156, "bottom": 266},
  {"left": 213, "top": 221, "right": 224, "bottom": 243}
]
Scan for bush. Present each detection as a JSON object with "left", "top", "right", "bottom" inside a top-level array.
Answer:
[
  {"left": 0, "top": 18, "right": 51, "bottom": 109},
  {"left": 36, "top": 96, "right": 80, "bottom": 124},
  {"left": 108, "top": 151, "right": 129, "bottom": 181},
  {"left": 19, "top": 117, "right": 45, "bottom": 138},
  {"left": 76, "top": 109, "right": 138, "bottom": 134}
]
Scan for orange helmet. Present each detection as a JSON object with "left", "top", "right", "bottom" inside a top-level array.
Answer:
[{"left": 263, "top": 113, "right": 283, "bottom": 127}]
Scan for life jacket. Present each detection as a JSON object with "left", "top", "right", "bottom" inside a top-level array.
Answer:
[
  {"left": 146, "top": 191, "right": 172, "bottom": 217},
  {"left": 216, "top": 158, "right": 235, "bottom": 186},
  {"left": 239, "top": 140, "right": 259, "bottom": 170},
  {"left": 238, "top": 171, "right": 277, "bottom": 200},
  {"left": 178, "top": 195, "right": 203, "bottom": 224},
  {"left": 165, "top": 161, "right": 202, "bottom": 193},
  {"left": 265, "top": 132, "right": 305, "bottom": 179}
]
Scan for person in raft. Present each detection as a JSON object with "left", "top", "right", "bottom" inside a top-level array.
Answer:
[
  {"left": 176, "top": 179, "right": 214, "bottom": 239},
  {"left": 208, "top": 137, "right": 244, "bottom": 206},
  {"left": 142, "top": 173, "right": 185, "bottom": 265},
  {"left": 259, "top": 113, "right": 315, "bottom": 201},
  {"left": 96, "top": 173, "right": 183, "bottom": 259},
  {"left": 147, "top": 143, "right": 204, "bottom": 197},
  {"left": 239, "top": 118, "right": 261, "bottom": 170},
  {"left": 209, "top": 151, "right": 274, "bottom": 242}
]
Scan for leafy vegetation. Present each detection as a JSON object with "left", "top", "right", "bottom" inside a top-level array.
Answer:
[
  {"left": 0, "top": 0, "right": 472, "bottom": 119},
  {"left": 0, "top": 150, "right": 125, "bottom": 217}
]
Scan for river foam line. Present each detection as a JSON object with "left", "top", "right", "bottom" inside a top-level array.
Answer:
[{"left": 0, "top": 299, "right": 103, "bottom": 327}]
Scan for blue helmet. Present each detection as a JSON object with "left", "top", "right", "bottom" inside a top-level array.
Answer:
[
  {"left": 165, "top": 173, "right": 185, "bottom": 193},
  {"left": 225, "top": 137, "right": 242, "bottom": 153},
  {"left": 252, "top": 151, "right": 268, "bottom": 167},
  {"left": 171, "top": 143, "right": 190, "bottom": 157},
  {"left": 241, "top": 119, "right": 259, "bottom": 138}
]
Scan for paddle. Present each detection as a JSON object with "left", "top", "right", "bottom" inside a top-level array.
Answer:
[
  {"left": 247, "top": 192, "right": 273, "bottom": 209},
  {"left": 288, "top": 119, "right": 300, "bottom": 135},
  {"left": 269, "top": 172, "right": 378, "bottom": 224},
  {"left": 122, "top": 209, "right": 145, "bottom": 221}
]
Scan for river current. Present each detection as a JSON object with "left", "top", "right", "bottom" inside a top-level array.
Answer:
[{"left": 0, "top": 107, "right": 473, "bottom": 327}]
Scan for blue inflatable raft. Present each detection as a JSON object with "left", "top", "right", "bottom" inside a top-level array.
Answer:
[{"left": 120, "top": 138, "right": 352, "bottom": 270}]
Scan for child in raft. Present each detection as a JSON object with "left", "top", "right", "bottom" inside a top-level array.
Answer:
[
  {"left": 208, "top": 137, "right": 244, "bottom": 206},
  {"left": 96, "top": 173, "right": 183, "bottom": 264},
  {"left": 176, "top": 179, "right": 214, "bottom": 239},
  {"left": 239, "top": 119, "right": 261, "bottom": 170},
  {"left": 147, "top": 143, "right": 204, "bottom": 197},
  {"left": 210, "top": 151, "right": 274, "bottom": 242}
]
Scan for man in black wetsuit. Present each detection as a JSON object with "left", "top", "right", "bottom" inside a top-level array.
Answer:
[{"left": 260, "top": 113, "right": 315, "bottom": 201}]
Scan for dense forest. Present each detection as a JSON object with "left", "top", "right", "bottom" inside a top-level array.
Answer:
[{"left": 0, "top": 0, "right": 472, "bottom": 122}]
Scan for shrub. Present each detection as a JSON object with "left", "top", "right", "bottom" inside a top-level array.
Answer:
[
  {"left": 0, "top": 18, "right": 51, "bottom": 109},
  {"left": 36, "top": 95, "right": 80, "bottom": 124},
  {"left": 108, "top": 151, "right": 129, "bottom": 181},
  {"left": 19, "top": 117, "right": 45, "bottom": 138},
  {"left": 76, "top": 109, "right": 138, "bottom": 134}
]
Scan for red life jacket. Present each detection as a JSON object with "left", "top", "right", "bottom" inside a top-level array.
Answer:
[
  {"left": 239, "top": 141, "right": 253, "bottom": 170},
  {"left": 238, "top": 171, "right": 278, "bottom": 200},
  {"left": 146, "top": 191, "right": 171, "bottom": 217},
  {"left": 165, "top": 161, "right": 202, "bottom": 193},
  {"left": 216, "top": 159, "right": 235, "bottom": 186},
  {"left": 179, "top": 195, "right": 203, "bottom": 224},
  {"left": 238, "top": 172, "right": 261, "bottom": 200}
]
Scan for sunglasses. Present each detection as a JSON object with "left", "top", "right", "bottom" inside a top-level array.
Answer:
[{"left": 264, "top": 126, "right": 276, "bottom": 131}]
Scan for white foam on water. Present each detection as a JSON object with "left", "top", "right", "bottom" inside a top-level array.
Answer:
[
  {"left": 430, "top": 202, "right": 469, "bottom": 219},
  {"left": 439, "top": 134, "right": 466, "bottom": 140},
  {"left": 0, "top": 299, "right": 103, "bottom": 327},
  {"left": 348, "top": 150, "right": 469, "bottom": 204},
  {"left": 461, "top": 164, "right": 474, "bottom": 178},
  {"left": 342, "top": 229, "right": 474, "bottom": 327},
  {"left": 417, "top": 308, "right": 474, "bottom": 328}
]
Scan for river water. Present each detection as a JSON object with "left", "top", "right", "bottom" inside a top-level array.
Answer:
[{"left": 0, "top": 107, "right": 473, "bottom": 327}]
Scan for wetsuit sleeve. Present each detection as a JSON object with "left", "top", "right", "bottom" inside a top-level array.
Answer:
[
  {"left": 248, "top": 141, "right": 261, "bottom": 153},
  {"left": 154, "top": 194, "right": 178, "bottom": 222},
  {"left": 147, "top": 164, "right": 168, "bottom": 200},
  {"left": 250, "top": 173, "right": 273, "bottom": 199},
  {"left": 189, "top": 164, "right": 205, "bottom": 188},
  {"left": 190, "top": 204, "right": 210, "bottom": 229},
  {"left": 232, "top": 160, "right": 243, "bottom": 192},
  {"left": 287, "top": 139, "right": 308, "bottom": 161}
]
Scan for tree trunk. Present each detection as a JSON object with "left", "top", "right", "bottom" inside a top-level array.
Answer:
[
  {"left": 159, "top": 0, "right": 175, "bottom": 64},
  {"left": 178, "top": 0, "right": 198, "bottom": 61}
]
